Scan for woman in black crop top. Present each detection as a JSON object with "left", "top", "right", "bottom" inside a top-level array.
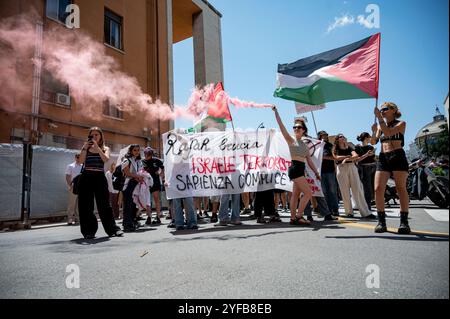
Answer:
[
  {"left": 355, "top": 132, "right": 376, "bottom": 211},
  {"left": 333, "top": 134, "right": 375, "bottom": 219},
  {"left": 371, "top": 102, "right": 410, "bottom": 234},
  {"left": 78, "top": 127, "right": 123, "bottom": 239}
]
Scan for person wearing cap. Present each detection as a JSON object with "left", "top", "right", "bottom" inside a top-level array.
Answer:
[
  {"left": 317, "top": 131, "right": 340, "bottom": 216},
  {"left": 371, "top": 102, "right": 411, "bottom": 234},
  {"left": 142, "top": 147, "right": 165, "bottom": 225}
]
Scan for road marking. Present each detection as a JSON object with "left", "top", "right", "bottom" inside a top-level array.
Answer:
[
  {"left": 424, "top": 210, "right": 449, "bottom": 222},
  {"left": 337, "top": 218, "right": 449, "bottom": 237},
  {"left": 339, "top": 208, "right": 399, "bottom": 217}
]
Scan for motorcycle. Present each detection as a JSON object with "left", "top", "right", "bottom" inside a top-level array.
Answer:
[
  {"left": 384, "top": 159, "right": 449, "bottom": 208},
  {"left": 407, "top": 159, "right": 449, "bottom": 208}
]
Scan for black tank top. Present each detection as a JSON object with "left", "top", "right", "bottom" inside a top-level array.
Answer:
[
  {"left": 380, "top": 120, "right": 405, "bottom": 147},
  {"left": 335, "top": 147, "right": 354, "bottom": 165},
  {"left": 84, "top": 150, "right": 104, "bottom": 172}
]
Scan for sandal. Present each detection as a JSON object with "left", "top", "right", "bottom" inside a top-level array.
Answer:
[{"left": 290, "top": 216, "right": 311, "bottom": 226}]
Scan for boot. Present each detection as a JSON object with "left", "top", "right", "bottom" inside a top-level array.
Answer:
[
  {"left": 374, "top": 211, "right": 387, "bottom": 233},
  {"left": 398, "top": 212, "right": 411, "bottom": 235}
]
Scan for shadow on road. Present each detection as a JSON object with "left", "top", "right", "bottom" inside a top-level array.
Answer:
[
  {"left": 171, "top": 221, "right": 346, "bottom": 238},
  {"left": 71, "top": 237, "right": 111, "bottom": 245},
  {"left": 325, "top": 233, "right": 449, "bottom": 242}
]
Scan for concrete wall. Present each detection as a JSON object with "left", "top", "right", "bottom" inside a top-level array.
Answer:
[{"left": 192, "top": 0, "right": 224, "bottom": 86}]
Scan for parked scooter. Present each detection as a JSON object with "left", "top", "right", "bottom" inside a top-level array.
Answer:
[
  {"left": 407, "top": 159, "right": 449, "bottom": 208},
  {"left": 384, "top": 159, "right": 449, "bottom": 208}
]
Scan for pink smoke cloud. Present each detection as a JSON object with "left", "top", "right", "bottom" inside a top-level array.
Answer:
[{"left": 0, "top": 13, "right": 271, "bottom": 123}]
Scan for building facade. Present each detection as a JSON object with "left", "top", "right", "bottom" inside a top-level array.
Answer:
[
  {"left": 415, "top": 108, "right": 447, "bottom": 155},
  {"left": 0, "top": 0, "right": 223, "bottom": 155}
]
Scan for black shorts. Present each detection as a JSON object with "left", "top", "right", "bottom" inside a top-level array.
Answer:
[
  {"left": 150, "top": 180, "right": 162, "bottom": 193},
  {"left": 288, "top": 161, "right": 306, "bottom": 180},
  {"left": 274, "top": 189, "right": 285, "bottom": 194},
  {"left": 377, "top": 149, "right": 409, "bottom": 172}
]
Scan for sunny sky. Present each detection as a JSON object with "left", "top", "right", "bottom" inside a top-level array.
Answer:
[{"left": 174, "top": 0, "right": 449, "bottom": 148}]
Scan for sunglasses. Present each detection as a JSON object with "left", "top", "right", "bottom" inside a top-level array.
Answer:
[
  {"left": 380, "top": 107, "right": 390, "bottom": 113},
  {"left": 293, "top": 126, "right": 304, "bottom": 130},
  {"left": 337, "top": 135, "right": 345, "bottom": 139}
]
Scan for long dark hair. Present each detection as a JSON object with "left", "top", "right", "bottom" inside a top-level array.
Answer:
[
  {"left": 88, "top": 127, "right": 105, "bottom": 151},
  {"left": 294, "top": 118, "right": 308, "bottom": 135},
  {"left": 356, "top": 132, "right": 371, "bottom": 142},
  {"left": 332, "top": 134, "right": 347, "bottom": 156},
  {"left": 126, "top": 144, "right": 141, "bottom": 160}
]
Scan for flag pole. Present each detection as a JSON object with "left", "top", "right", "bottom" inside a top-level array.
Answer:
[
  {"left": 374, "top": 33, "right": 381, "bottom": 124},
  {"left": 310, "top": 111, "right": 318, "bottom": 136}
]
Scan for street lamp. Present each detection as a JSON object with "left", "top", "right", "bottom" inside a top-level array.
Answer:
[{"left": 422, "top": 129, "right": 430, "bottom": 157}]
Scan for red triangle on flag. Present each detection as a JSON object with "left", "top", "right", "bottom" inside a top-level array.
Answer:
[{"left": 207, "top": 82, "right": 232, "bottom": 122}]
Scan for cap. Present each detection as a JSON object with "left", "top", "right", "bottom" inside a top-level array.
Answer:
[{"left": 144, "top": 147, "right": 155, "bottom": 155}]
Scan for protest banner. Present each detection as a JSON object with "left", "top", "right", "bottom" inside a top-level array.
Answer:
[{"left": 162, "top": 130, "right": 324, "bottom": 199}]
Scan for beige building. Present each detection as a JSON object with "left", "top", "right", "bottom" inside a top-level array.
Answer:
[
  {"left": 415, "top": 108, "right": 447, "bottom": 153},
  {"left": 0, "top": 0, "right": 223, "bottom": 155}
]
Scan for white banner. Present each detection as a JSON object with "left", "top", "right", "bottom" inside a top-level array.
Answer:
[
  {"left": 162, "top": 130, "right": 324, "bottom": 199},
  {"left": 295, "top": 102, "right": 326, "bottom": 114}
]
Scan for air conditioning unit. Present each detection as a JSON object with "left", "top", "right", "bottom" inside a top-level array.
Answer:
[{"left": 56, "top": 93, "right": 71, "bottom": 106}]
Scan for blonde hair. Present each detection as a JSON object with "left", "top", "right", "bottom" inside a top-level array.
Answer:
[{"left": 382, "top": 102, "right": 402, "bottom": 119}]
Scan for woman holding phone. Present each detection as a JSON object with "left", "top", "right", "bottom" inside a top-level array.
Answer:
[{"left": 78, "top": 127, "right": 123, "bottom": 239}]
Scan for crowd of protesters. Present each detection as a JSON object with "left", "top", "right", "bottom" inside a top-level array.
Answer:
[{"left": 66, "top": 102, "right": 411, "bottom": 239}]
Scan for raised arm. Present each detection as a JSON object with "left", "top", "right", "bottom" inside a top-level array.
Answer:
[
  {"left": 370, "top": 123, "right": 381, "bottom": 145},
  {"left": 271, "top": 105, "right": 295, "bottom": 145},
  {"left": 374, "top": 107, "right": 406, "bottom": 137}
]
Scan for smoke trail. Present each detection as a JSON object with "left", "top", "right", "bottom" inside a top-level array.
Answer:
[{"left": 0, "top": 13, "right": 272, "bottom": 123}]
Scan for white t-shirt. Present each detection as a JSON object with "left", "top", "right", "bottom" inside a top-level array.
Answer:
[
  {"left": 121, "top": 157, "right": 142, "bottom": 191},
  {"left": 65, "top": 162, "right": 83, "bottom": 183},
  {"left": 105, "top": 171, "right": 119, "bottom": 194}
]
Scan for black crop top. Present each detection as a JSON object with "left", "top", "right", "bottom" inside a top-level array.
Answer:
[
  {"left": 379, "top": 120, "right": 405, "bottom": 147},
  {"left": 335, "top": 146, "right": 354, "bottom": 165}
]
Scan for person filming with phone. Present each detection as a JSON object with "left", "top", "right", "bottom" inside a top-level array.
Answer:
[{"left": 77, "top": 127, "right": 124, "bottom": 239}]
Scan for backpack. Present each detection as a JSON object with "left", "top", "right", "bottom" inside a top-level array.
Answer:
[
  {"left": 71, "top": 165, "right": 84, "bottom": 195},
  {"left": 112, "top": 160, "right": 129, "bottom": 191}
]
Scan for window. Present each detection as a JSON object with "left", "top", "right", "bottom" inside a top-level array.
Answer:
[
  {"left": 104, "top": 9, "right": 123, "bottom": 50},
  {"left": 41, "top": 69, "right": 70, "bottom": 106},
  {"left": 52, "top": 135, "right": 66, "bottom": 145},
  {"left": 46, "top": 0, "right": 72, "bottom": 24},
  {"left": 103, "top": 100, "right": 124, "bottom": 119}
]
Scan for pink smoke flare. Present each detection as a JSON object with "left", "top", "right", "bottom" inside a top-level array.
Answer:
[{"left": 0, "top": 13, "right": 272, "bottom": 123}]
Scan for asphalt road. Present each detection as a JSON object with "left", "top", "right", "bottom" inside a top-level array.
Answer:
[{"left": 0, "top": 200, "right": 448, "bottom": 299}]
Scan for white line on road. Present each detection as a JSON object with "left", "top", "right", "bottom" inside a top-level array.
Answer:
[{"left": 424, "top": 209, "right": 449, "bottom": 222}]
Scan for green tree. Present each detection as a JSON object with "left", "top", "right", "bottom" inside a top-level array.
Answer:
[{"left": 427, "top": 124, "right": 449, "bottom": 157}]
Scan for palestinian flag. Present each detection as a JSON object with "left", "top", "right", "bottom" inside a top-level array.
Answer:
[
  {"left": 190, "top": 82, "right": 232, "bottom": 132},
  {"left": 274, "top": 33, "right": 381, "bottom": 105}
]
